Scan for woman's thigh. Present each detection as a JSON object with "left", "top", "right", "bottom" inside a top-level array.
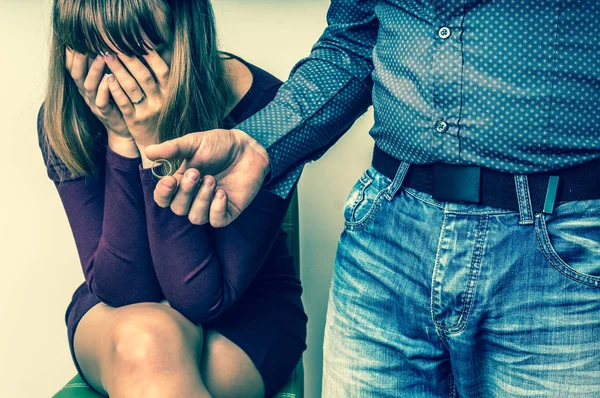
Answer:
[
  {"left": 73, "top": 301, "right": 116, "bottom": 395},
  {"left": 199, "top": 329, "right": 264, "bottom": 397},
  {"left": 73, "top": 301, "right": 263, "bottom": 397}
]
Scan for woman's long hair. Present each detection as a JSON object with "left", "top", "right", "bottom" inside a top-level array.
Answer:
[{"left": 42, "top": 0, "right": 234, "bottom": 181}]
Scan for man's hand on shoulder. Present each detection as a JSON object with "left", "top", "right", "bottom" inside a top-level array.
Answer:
[{"left": 144, "top": 128, "right": 270, "bottom": 227}]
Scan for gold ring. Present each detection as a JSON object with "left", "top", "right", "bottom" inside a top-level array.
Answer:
[
  {"left": 131, "top": 95, "right": 145, "bottom": 105},
  {"left": 151, "top": 158, "right": 173, "bottom": 179}
]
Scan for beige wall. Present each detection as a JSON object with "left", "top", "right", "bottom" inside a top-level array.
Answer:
[{"left": 0, "top": 1, "right": 374, "bottom": 396}]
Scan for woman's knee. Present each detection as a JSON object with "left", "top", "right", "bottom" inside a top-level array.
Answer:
[
  {"left": 110, "top": 303, "right": 203, "bottom": 370},
  {"left": 200, "top": 329, "right": 265, "bottom": 397}
]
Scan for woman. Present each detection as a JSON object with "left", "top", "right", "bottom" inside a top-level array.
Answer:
[{"left": 37, "top": 0, "right": 307, "bottom": 396}]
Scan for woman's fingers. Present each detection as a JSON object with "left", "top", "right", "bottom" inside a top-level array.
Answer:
[
  {"left": 143, "top": 50, "right": 170, "bottom": 89},
  {"left": 95, "top": 74, "right": 112, "bottom": 113},
  {"left": 106, "top": 74, "right": 135, "bottom": 118},
  {"left": 70, "top": 52, "right": 89, "bottom": 94},
  {"left": 104, "top": 53, "right": 145, "bottom": 103},
  {"left": 83, "top": 56, "right": 107, "bottom": 103},
  {"left": 116, "top": 52, "right": 160, "bottom": 98}
]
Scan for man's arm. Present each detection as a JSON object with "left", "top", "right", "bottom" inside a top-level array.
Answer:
[
  {"left": 145, "top": 0, "right": 379, "bottom": 226},
  {"left": 237, "top": 0, "right": 379, "bottom": 198}
]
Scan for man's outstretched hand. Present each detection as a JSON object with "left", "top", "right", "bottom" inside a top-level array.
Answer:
[{"left": 144, "top": 129, "right": 270, "bottom": 227}]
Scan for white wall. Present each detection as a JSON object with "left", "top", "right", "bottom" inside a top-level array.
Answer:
[{"left": 0, "top": 1, "right": 374, "bottom": 397}]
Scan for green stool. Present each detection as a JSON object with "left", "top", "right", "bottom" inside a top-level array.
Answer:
[
  {"left": 52, "top": 362, "right": 303, "bottom": 398},
  {"left": 53, "top": 190, "right": 304, "bottom": 397}
]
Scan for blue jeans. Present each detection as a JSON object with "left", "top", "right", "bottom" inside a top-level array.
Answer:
[{"left": 322, "top": 163, "right": 600, "bottom": 397}]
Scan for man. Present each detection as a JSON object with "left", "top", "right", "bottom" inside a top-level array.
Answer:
[{"left": 146, "top": 1, "right": 600, "bottom": 396}]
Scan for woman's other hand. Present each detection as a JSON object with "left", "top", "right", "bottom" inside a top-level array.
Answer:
[
  {"left": 103, "top": 50, "right": 170, "bottom": 149},
  {"left": 66, "top": 49, "right": 130, "bottom": 139}
]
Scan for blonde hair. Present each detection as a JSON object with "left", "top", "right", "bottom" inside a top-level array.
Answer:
[{"left": 42, "top": 0, "right": 234, "bottom": 181}]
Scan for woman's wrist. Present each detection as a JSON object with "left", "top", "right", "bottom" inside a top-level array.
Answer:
[
  {"left": 135, "top": 144, "right": 156, "bottom": 169},
  {"left": 107, "top": 131, "right": 140, "bottom": 158}
]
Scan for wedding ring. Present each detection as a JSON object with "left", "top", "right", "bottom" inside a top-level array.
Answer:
[
  {"left": 151, "top": 158, "right": 174, "bottom": 179},
  {"left": 131, "top": 94, "right": 145, "bottom": 105}
]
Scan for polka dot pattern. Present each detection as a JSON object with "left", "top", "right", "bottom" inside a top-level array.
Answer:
[{"left": 239, "top": 0, "right": 600, "bottom": 199}]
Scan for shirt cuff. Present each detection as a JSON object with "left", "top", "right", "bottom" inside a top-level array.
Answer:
[
  {"left": 105, "top": 146, "right": 142, "bottom": 172},
  {"left": 263, "top": 168, "right": 273, "bottom": 186},
  {"left": 263, "top": 164, "right": 304, "bottom": 199}
]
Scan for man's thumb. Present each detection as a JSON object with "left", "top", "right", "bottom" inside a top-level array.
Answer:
[{"left": 144, "top": 134, "right": 200, "bottom": 161}]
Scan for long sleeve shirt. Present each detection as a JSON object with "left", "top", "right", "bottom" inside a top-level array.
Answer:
[
  {"left": 37, "top": 106, "right": 163, "bottom": 308},
  {"left": 38, "top": 56, "right": 296, "bottom": 324},
  {"left": 238, "top": 0, "right": 600, "bottom": 199},
  {"left": 139, "top": 167, "right": 292, "bottom": 324}
]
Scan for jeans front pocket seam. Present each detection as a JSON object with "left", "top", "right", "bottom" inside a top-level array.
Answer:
[
  {"left": 535, "top": 214, "right": 600, "bottom": 288},
  {"left": 348, "top": 172, "right": 374, "bottom": 223},
  {"left": 344, "top": 190, "right": 386, "bottom": 232}
]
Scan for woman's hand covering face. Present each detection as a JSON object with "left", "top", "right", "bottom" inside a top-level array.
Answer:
[
  {"left": 66, "top": 48, "right": 131, "bottom": 138},
  {"left": 102, "top": 49, "right": 171, "bottom": 147},
  {"left": 66, "top": 47, "right": 171, "bottom": 147}
]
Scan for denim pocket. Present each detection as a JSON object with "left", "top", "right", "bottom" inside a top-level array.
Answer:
[
  {"left": 343, "top": 167, "right": 388, "bottom": 232},
  {"left": 535, "top": 199, "right": 600, "bottom": 288}
]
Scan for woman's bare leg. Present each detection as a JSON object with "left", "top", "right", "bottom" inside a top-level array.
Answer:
[
  {"left": 199, "top": 329, "right": 265, "bottom": 397},
  {"left": 73, "top": 300, "right": 264, "bottom": 397},
  {"left": 73, "top": 301, "right": 210, "bottom": 398}
]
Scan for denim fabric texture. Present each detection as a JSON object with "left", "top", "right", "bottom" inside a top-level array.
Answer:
[{"left": 322, "top": 165, "right": 600, "bottom": 397}]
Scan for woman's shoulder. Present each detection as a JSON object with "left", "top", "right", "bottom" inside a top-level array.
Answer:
[
  {"left": 222, "top": 52, "right": 283, "bottom": 92},
  {"left": 36, "top": 103, "right": 64, "bottom": 178},
  {"left": 221, "top": 53, "right": 283, "bottom": 127},
  {"left": 37, "top": 103, "right": 106, "bottom": 182}
]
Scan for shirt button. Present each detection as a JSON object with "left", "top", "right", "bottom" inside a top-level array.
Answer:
[
  {"left": 438, "top": 27, "right": 451, "bottom": 39},
  {"left": 435, "top": 120, "right": 449, "bottom": 133}
]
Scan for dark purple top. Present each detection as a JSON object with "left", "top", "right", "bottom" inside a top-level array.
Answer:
[{"left": 38, "top": 55, "right": 297, "bottom": 325}]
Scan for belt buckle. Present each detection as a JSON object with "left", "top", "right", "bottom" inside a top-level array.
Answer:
[{"left": 432, "top": 164, "right": 481, "bottom": 204}]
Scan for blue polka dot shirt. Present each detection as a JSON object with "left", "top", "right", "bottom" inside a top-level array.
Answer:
[{"left": 237, "top": 0, "right": 600, "bottom": 199}]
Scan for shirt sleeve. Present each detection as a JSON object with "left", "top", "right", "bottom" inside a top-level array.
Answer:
[
  {"left": 237, "top": 0, "right": 379, "bottom": 198},
  {"left": 138, "top": 166, "right": 294, "bottom": 325},
  {"left": 37, "top": 105, "right": 163, "bottom": 307}
]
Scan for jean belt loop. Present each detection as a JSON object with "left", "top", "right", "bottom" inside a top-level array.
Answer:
[
  {"left": 384, "top": 161, "right": 410, "bottom": 201},
  {"left": 514, "top": 174, "right": 534, "bottom": 225}
]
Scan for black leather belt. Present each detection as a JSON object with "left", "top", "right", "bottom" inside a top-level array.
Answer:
[{"left": 371, "top": 146, "right": 600, "bottom": 213}]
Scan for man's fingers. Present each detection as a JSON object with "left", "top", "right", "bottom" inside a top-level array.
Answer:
[
  {"left": 153, "top": 165, "right": 186, "bottom": 208},
  {"left": 144, "top": 134, "right": 201, "bottom": 161},
  {"left": 170, "top": 169, "right": 202, "bottom": 217},
  {"left": 187, "top": 176, "right": 217, "bottom": 225},
  {"left": 209, "top": 189, "right": 230, "bottom": 228},
  {"left": 175, "top": 160, "right": 188, "bottom": 176},
  {"left": 154, "top": 175, "right": 180, "bottom": 208}
]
